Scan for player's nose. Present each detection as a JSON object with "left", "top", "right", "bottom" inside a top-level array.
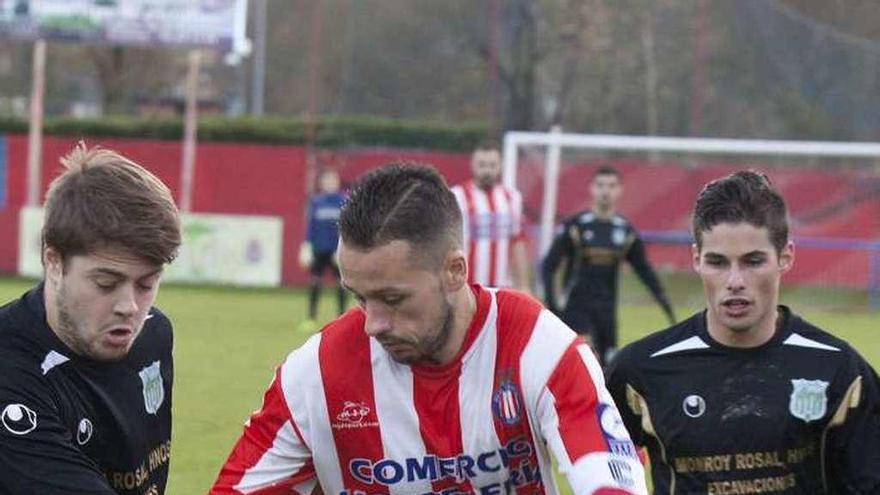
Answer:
[
  {"left": 363, "top": 303, "right": 392, "bottom": 337},
  {"left": 726, "top": 265, "right": 746, "bottom": 291}
]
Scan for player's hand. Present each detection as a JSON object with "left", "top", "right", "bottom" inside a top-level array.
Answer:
[{"left": 298, "top": 242, "right": 314, "bottom": 270}]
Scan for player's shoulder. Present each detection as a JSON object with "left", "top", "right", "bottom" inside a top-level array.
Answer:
[
  {"left": 567, "top": 209, "right": 596, "bottom": 226},
  {"left": 610, "top": 213, "right": 635, "bottom": 230},
  {"left": 781, "top": 309, "right": 864, "bottom": 363},
  {"left": 129, "top": 307, "right": 173, "bottom": 359},
  {"left": 614, "top": 312, "right": 704, "bottom": 367},
  {"left": 291, "top": 309, "right": 368, "bottom": 364},
  {"left": 494, "top": 288, "right": 544, "bottom": 324}
]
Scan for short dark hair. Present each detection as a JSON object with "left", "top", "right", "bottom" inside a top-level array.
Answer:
[
  {"left": 43, "top": 143, "right": 181, "bottom": 266},
  {"left": 338, "top": 163, "right": 462, "bottom": 266},
  {"left": 693, "top": 170, "right": 788, "bottom": 253},
  {"left": 474, "top": 137, "right": 501, "bottom": 153},
  {"left": 593, "top": 165, "right": 620, "bottom": 181}
]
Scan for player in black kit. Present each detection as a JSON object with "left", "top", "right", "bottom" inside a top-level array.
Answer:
[
  {"left": 542, "top": 166, "right": 674, "bottom": 365},
  {"left": 607, "top": 170, "right": 880, "bottom": 494},
  {"left": 0, "top": 144, "right": 181, "bottom": 494}
]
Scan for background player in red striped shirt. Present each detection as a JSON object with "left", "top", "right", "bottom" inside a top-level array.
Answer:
[
  {"left": 451, "top": 140, "right": 531, "bottom": 293},
  {"left": 211, "top": 163, "right": 646, "bottom": 495}
]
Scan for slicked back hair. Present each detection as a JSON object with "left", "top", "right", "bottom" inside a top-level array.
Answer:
[
  {"left": 338, "top": 163, "right": 462, "bottom": 267},
  {"left": 693, "top": 170, "right": 789, "bottom": 254},
  {"left": 43, "top": 143, "right": 181, "bottom": 266}
]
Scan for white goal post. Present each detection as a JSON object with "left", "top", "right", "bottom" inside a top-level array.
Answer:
[{"left": 502, "top": 129, "right": 880, "bottom": 258}]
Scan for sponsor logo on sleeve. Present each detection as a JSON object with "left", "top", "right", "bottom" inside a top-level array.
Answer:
[
  {"left": 598, "top": 403, "right": 637, "bottom": 458},
  {"left": 138, "top": 361, "right": 165, "bottom": 415},
  {"left": 1, "top": 403, "right": 37, "bottom": 435},
  {"left": 789, "top": 379, "right": 828, "bottom": 422}
]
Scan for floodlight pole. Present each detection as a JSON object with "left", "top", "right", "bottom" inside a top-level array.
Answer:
[
  {"left": 251, "top": 0, "right": 267, "bottom": 116},
  {"left": 26, "top": 39, "right": 46, "bottom": 207},
  {"left": 180, "top": 50, "right": 201, "bottom": 213}
]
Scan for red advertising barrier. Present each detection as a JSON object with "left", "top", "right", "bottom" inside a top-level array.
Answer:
[
  {"left": 1, "top": 135, "right": 876, "bottom": 289},
  {"left": 0, "top": 135, "right": 471, "bottom": 285}
]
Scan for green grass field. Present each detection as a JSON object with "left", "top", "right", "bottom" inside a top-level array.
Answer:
[{"left": 0, "top": 274, "right": 877, "bottom": 494}]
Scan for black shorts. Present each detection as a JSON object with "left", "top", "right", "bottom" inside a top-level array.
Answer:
[{"left": 310, "top": 251, "right": 339, "bottom": 277}]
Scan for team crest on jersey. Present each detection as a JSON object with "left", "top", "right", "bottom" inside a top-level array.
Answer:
[
  {"left": 492, "top": 381, "right": 522, "bottom": 426},
  {"left": 789, "top": 379, "right": 828, "bottom": 422},
  {"left": 139, "top": 361, "right": 165, "bottom": 415}
]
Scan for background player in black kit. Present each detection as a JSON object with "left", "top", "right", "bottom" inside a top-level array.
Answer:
[
  {"left": 0, "top": 144, "right": 181, "bottom": 494},
  {"left": 607, "top": 170, "right": 880, "bottom": 494},
  {"left": 542, "top": 166, "right": 675, "bottom": 365}
]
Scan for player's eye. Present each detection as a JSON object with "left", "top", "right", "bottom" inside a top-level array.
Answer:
[
  {"left": 94, "top": 280, "right": 118, "bottom": 291},
  {"left": 744, "top": 256, "right": 766, "bottom": 266},
  {"left": 382, "top": 295, "right": 405, "bottom": 306}
]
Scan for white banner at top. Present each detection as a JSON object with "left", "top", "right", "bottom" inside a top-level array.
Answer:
[{"left": 0, "top": 0, "right": 248, "bottom": 52}]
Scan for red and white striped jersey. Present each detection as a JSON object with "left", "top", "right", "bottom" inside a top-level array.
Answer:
[
  {"left": 211, "top": 286, "right": 647, "bottom": 495},
  {"left": 450, "top": 181, "right": 525, "bottom": 288}
]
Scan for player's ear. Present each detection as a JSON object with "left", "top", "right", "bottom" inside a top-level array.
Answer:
[
  {"left": 691, "top": 243, "right": 701, "bottom": 272},
  {"left": 43, "top": 246, "right": 64, "bottom": 285},
  {"left": 778, "top": 241, "right": 794, "bottom": 273},
  {"left": 443, "top": 249, "right": 468, "bottom": 292}
]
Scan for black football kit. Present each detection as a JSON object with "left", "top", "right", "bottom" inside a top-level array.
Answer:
[
  {"left": 0, "top": 284, "right": 173, "bottom": 494},
  {"left": 542, "top": 211, "right": 674, "bottom": 364},
  {"left": 607, "top": 307, "right": 880, "bottom": 494}
]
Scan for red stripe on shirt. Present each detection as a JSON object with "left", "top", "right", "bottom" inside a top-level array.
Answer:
[
  {"left": 502, "top": 187, "right": 526, "bottom": 243},
  {"left": 318, "top": 312, "right": 385, "bottom": 493},
  {"left": 410, "top": 285, "right": 491, "bottom": 493},
  {"left": 462, "top": 182, "right": 478, "bottom": 285},
  {"left": 545, "top": 341, "right": 606, "bottom": 462},
  {"left": 492, "top": 290, "right": 545, "bottom": 494},
  {"left": 212, "top": 368, "right": 312, "bottom": 494},
  {"left": 485, "top": 185, "right": 498, "bottom": 286}
]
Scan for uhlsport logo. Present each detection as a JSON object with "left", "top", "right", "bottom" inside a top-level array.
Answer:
[
  {"left": 332, "top": 401, "right": 378, "bottom": 430},
  {"left": 1, "top": 403, "right": 37, "bottom": 435},
  {"left": 77, "top": 418, "right": 94, "bottom": 445},
  {"left": 139, "top": 360, "right": 165, "bottom": 415},
  {"left": 682, "top": 394, "right": 706, "bottom": 418},
  {"left": 789, "top": 379, "right": 828, "bottom": 422},
  {"left": 492, "top": 380, "right": 522, "bottom": 425}
]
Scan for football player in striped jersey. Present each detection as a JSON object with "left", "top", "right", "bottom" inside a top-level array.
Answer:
[{"left": 212, "top": 163, "right": 647, "bottom": 495}]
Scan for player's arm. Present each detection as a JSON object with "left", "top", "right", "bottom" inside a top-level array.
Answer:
[
  {"left": 826, "top": 355, "right": 880, "bottom": 493},
  {"left": 605, "top": 351, "right": 648, "bottom": 448},
  {"left": 510, "top": 237, "right": 531, "bottom": 293},
  {"left": 624, "top": 234, "right": 675, "bottom": 325},
  {"left": 508, "top": 189, "right": 531, "bottom": 293},
  {"left": 0, "top": 363, "right": 117, "bottom": 494},
  {"left": 210, "top": 367, "right": 317, "bottom": 495},
  {"left": 531, "top": 316, "right": 648, "bottom": 495},
  {"left": 300, "top": 200, "right": 317, "bottom": 269},
  {"left": 541, "top": 228, "right": 572, "bottom": 315}
]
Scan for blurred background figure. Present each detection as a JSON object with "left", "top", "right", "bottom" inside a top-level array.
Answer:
[
  {"left": 450, "top": 139, "right": 531, "bottom": 293},
  {"left": 298, "top": 168, "right": 346, "bottom": 331},
  {"left": 542, "top": 166, "right": 675, "bottom": 366}
]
